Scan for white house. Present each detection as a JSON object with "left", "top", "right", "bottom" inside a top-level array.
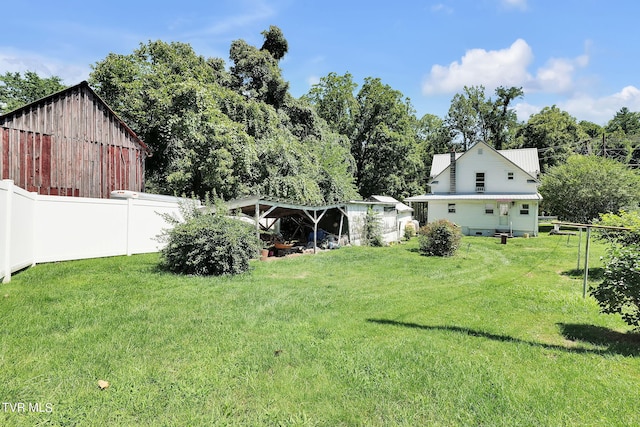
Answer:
[{"left": 405, "top": 141, "right": 542, "bottom": 237}]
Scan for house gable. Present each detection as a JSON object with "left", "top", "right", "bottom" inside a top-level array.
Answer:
[{"left": 429, "top": 142, "right": 540, "bottom": 195}]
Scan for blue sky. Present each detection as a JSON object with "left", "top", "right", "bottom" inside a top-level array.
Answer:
[{"left": 2, "top": 0, "right": 638, "bottom": 125}]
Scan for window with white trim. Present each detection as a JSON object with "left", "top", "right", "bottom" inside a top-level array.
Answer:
[
  {"left": 448, "top": 203, "right": 456, "bottom": 213},
  {"left": 507, "top": 172, "right": 514, "bottom": 180},
  {"left": 485, "top": 203, "right": 494, "bottom": 214},
  {"left": 520, "top": 203, "right": 530, "bottom": 215},
  {"left": 475, "top": 172, "right": 485, "bottom": 193}
]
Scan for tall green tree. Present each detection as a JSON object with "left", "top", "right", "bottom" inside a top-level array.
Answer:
[
  {"left": 577, "top": 120, "right": 603, "bottom": 155},
  {"left": 489, "top": 86, "right": 524, "bottom": 150},
  {"left": 303, "top": 72, "right": 359, "bottom": 137},
  {"left": 229, "top": 32, "right": 289, "bottom": 109},
  {"left": 352, "top": 77, "right": 422, "bottom": 198},
  {"left": 603, "top": 108, "right": 640, "bottom": 166},
  {"left": 539, "top": 155, "right": 640, "bottom": 223},
  {"left": 90, "top": 40, "right": 225, "bottom": 192},
  {"left": 445, "top": 85, "right": 522, "bottom": 151},
  {"left": 516, "top": 105, "right": 588, "bottom": 172},
  {"left": 415, "top": 113, "right": 453, "bottom": 188},
  {"left": 0, "top": 71, "right": 66, "bottom": 113},
  {"left": 606, "top": 107, "right": 640, "bottom": 135},
  {"left": 446, "top": 91, "right": 479, "bottom": 151}
]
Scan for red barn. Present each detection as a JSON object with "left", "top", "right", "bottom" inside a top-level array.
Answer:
[{"left": 0, "top": 81, "right": 148, "bottom": 198}]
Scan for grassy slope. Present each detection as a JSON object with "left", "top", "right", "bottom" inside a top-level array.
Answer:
[{"left": 1, "top": 234, "right": 639, "bottom": 426}]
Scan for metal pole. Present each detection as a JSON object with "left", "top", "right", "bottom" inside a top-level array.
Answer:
[
  {"left": 577, "top": 228, "right": 582, "bottom": 271},
  {"left": 582, "top": 227, "right": 591, "bottom": 298},
  {"left": 313, "top": 211, "right": 318, "bottom": 254}
]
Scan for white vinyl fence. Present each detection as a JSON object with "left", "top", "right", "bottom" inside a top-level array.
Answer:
[{"left": 1, "top": 179, "right": 183, "bottom": 283}]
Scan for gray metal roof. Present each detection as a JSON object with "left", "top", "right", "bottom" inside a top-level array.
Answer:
[
  {"left": 430, "top": 153, "right": 462, "bottom": 178},
  {"left": 498, "top": 148, "right": 540, "bottom": 177},
  {"left": 405, "top": 193, "right": 542, "bottom": 202},
  {"left": 430, "top": 145, "right": 540, "bottom": 178},
  {"left": 367, "top": 195, "right": 414, "bottom": 212}
]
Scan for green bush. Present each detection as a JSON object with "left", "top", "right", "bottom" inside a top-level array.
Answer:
[
  {"left": 591, "top": 245, "right": 640, "bottom": 330},
  {"left": 158, "top": 202, "right": 260, "bottom": 276},
  {"left": 404, "top": 222, "right": 416, "bottom": 240},
  {"left": 418, "top": 219, "right": 462, "bottom": 257},
  {"left": 595, "top": 210, "right": 640, "bottom": 246}
]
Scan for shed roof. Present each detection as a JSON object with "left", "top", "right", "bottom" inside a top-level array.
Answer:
[
  {"left": 367, "top": 195, "right": 414, "bottom": 212},
  {"left": 222, "top": 195, "right": 347, "bottom": 219}
]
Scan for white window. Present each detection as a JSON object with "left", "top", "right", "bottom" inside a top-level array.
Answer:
[
  {"left": 507, "top": 172, "right": 514, "bottom": 180},
  {"left": 475, "top": 172, "right": 485, "bottom": 193},
  {"left": 520, "top": 203, "right": 530, "bottom": 215},
  {"left": 448, "top": 203, "right": 456, "bottom": 213},
  {"left": 485, "top": 203, "right": 494, "bottom": 214}
]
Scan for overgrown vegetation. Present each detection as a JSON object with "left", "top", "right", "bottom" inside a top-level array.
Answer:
[
  {"left": 158, "top": 200, "right": 260, "bottom": 275},
  {"left": 418, "top": 219, "right": 462, "bottom": 256}
]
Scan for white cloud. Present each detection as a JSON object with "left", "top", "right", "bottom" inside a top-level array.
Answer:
[
  {"left": 513, "top": 101, "right": 541, "bottom": 122},
  {"left": 306, "top": 75, "right": 320, "bottom": 87},
  {"left": 530, "top": 54, "right": 589, "bottom": 93},
  {"left": 501, "top": 0, "right": 528, "bottom": 11},
  {"left": 560, "top": 86, "right": 640, "bottom": 124},
  {"left": 422, "top": 39, "right": 534, "bottom": 94},
  {"left": 514, "top": 86, "right": 640, "bottom": 125},
  {"left": 431, "top": 3, "right": 454, "bottom": 14},
  {"left": 422, "top": 39, "right": 590, "bottom": 98},
  {"left": 196, "top": 1, "right": 275, "bottom": 37}
]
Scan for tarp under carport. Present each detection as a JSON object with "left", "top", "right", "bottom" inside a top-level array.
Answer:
[{"left": 223, "top": 195, "right": 348, "bottom": 253}]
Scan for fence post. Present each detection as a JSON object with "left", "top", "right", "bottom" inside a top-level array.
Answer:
[
  {"left": 2, "top": 180, "right": 14, "bottom": 283},
  {"left": 126, "top": 197, "right": 133, "bottom": 256},
  {"left": 31, "top": 191, "right": 38, "bottom": 268}
]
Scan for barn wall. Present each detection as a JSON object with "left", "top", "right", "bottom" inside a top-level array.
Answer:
[{"left": 0, "top": 84, "right": 145, "bottom": 198}]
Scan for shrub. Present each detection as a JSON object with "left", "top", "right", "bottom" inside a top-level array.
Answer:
[
  {"left": 158, "top": 201, "right": 260, "bottom": 276},
  {"left": 418, "top": 219, "right": 462, "bottom": 257},
  {"left": 595, "top": 210, "right": 640, "bottom": 246},
  {"left": 362, "top": 207, "right": 384, "bottom": 247},
  {"left": 591, "top": 244, "right": 640, "bottom": 330},
  {"left": 404, "top": 222, "right": 416, "bottom": 240}
]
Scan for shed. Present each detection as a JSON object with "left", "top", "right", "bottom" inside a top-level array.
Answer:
[
  {"left": 223, "top": 195, "right": 414, "bottom": 248},
  {"left": 0, "top": 81, "right": 148, "bottom": 198}
]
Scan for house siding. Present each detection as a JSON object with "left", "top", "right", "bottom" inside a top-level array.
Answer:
[
  {"left": 428, "top": 199, "right": 539, "bottom": 237},
  {"left": 433, "top": 145, "right": 538, "bottom": 195}
]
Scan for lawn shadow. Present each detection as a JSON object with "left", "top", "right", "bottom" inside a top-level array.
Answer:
[
  {"left": 562, "top": 267, "right": 605, "bottom": 281},
  {"left": 557, "top": 323, "right": 640, "bottom": 357},
  {"left": 367, "top": 318, "right": 640, "bottom": 357}
]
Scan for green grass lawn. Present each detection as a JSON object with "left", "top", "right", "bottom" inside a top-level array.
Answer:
[{"left": 2, "top": 233, "right": 639, "bottom": 426}]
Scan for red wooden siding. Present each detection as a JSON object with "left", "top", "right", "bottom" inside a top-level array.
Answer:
[{"left": 0, "top": 82, "right": 146, "bottom": 198}]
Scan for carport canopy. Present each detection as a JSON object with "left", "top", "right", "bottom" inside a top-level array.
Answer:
[{"left": 223, "top": 195, "right": 348, "bottom": 253}]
